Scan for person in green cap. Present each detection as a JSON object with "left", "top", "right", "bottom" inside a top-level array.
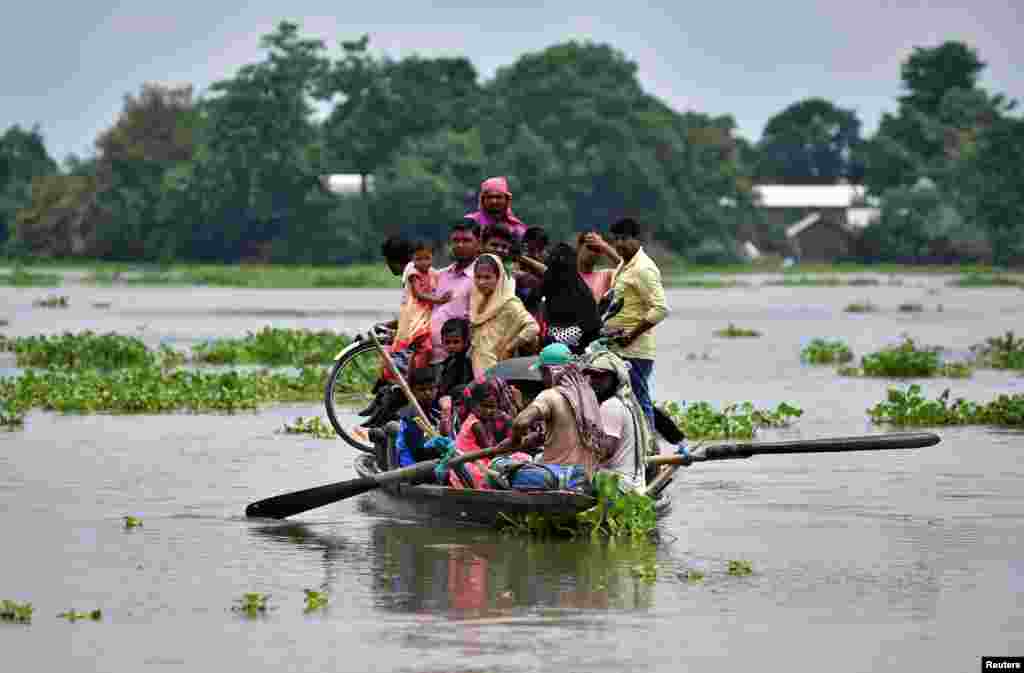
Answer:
[{"left": 503, "top": 343, "right": 611, "bottom": 477}]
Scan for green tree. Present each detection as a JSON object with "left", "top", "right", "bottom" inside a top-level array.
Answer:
[
  {"left": 756, "top": 98, "right": 865, "bottom": 184},
  {"left": 899, "top": 42, "right": 985, "bottom": 117},
  {"left": 0, "top": 125, "right": 58, "bottom": 248}
]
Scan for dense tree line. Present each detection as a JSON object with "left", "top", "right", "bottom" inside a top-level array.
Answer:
[{"left": 1, "top": 23, "right": 1020, "bottom": 266}]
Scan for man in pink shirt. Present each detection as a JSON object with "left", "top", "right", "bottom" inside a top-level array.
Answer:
[
  {"left": 430, "top": 222, "right": 481, "bottom": 363},
  {"left": 464, "top": 176, "right": 527, "bottom": 241}
]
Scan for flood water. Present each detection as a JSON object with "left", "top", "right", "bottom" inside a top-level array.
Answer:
[{"left": 2, "top": 277, "right": 1022, "bottom": 672}]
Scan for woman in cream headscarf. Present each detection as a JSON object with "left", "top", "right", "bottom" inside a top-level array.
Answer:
[{"left": 470, "top": 254, "right": 539, "bottom": 377}]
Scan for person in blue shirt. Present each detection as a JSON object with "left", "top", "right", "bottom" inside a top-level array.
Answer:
[{"left": 394, "top": 366, "right": 444, "bottom": 471}]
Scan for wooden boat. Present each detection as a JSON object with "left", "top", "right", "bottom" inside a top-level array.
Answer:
[{"left": 353, "top": 452, "right": 674, "bottom": 527}]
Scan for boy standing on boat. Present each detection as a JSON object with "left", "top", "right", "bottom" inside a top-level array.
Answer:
[{"left": 604, "top": 217, "right": 668, "bottom": 427}]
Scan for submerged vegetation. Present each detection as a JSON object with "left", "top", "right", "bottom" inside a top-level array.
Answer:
[
  {"left": 713, "top": 324, "right": 762, "bottom": 338},
  {"left": 840, "top": 337, "right": 971, "bottom": 378},
  {"left": 971, "top": 331, "right": 1024, "bottom": 370},
  {"left": 868, "top": 384, "right": 1024, "bottom": 428},
  {"left": 800, "top": 338, "right": 854, "bottom": 364},
  {"left": 659, "top": 400, "right": 803, "bottom": 440}
]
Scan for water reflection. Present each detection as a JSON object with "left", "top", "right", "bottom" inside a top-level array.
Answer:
[{"left": 249, "top": 519, "right": 658, "bottom": 620}]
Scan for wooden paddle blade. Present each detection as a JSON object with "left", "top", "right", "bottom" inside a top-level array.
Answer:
[{"left": 245, "top": 476, "right": 379, "bottom": 519}]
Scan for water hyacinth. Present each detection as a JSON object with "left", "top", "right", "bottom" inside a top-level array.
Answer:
[
  {"left": 868, "top": 384, "right": 1024, "bottom": 428},
  {"left": 659, "top": 400, "right": 803, "bottom": 440},
  {"left": 713, "top": 324, "right": 762, "bottom": 338},
  {"left": 841, "top": 337, "right": 971, "bottom": 378},
  {"left": 800, "top": 338, "right": 854, "bottom": 364},
  {"left": 280, "top": 416, "right": 337, "bottom": 439},
  {"left": 190, "top": 327, "right": 353, "bottom": 367},
  {"left": 971, "top": 331, "right": 1024, "bottom": 370},
  {"left": 5, "top": 331, "right": 156, "bottom": 369}
]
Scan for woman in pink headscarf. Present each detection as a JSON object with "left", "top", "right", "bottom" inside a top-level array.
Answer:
[{"left": 464, "top": 176, "right": 527, "bottom": 240}]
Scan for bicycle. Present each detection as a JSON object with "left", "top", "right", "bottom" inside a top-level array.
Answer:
[{"left": 323, "top": 323, "right": 396, "bottom": 453}]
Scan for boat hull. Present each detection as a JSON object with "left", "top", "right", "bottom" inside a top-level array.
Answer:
[{"left": 354, "top": 454, "right": 671, "bottom": 527}]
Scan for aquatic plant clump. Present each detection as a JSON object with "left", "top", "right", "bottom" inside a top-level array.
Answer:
[
  {"left": 659, "top": 400, "right": 803, "bottom": 440},
  {"left": 233, "top": 593, "right": 270, "bottom": 617},
  {"left": 32, "top": 295, "right": 69, "bottom": 308},
  {"left": 800, "top": 338, "right": 854, "bottom": 364},
  {"left": 0, "top": 266, "right": 61, "bottom": 287},
  {"left": 5, "top": 331, "right": 156, "bottom": 369},
  {"left": 844, "top": 301, "right": 878, "bottom": 313},
  {"left": 191, "top": 327, "right": 353, "bottom": 367},
  {"left": 971, "top": 331, "right": 1024, "bottom": 370},
  {"left": 868, "top": 384, "right": 1024, "bottom": 428},
  {"left": 947, "top": 273, "right": 1023, "bottom": 288},
  {"left": 1, "top": 365, "right": 327, "bottom": 415},
  {"left": 57, "top": 609, "right": 102, "bottom": 622},
  {"left": 713, "top": 324, "right": 762, "bottom": 338},
  {"left": 842, "top": 337, "right": 971, "bottom": 378},
  {"left": 1, "top": 600, "right": 34, "bottom": 623},
  {"left": 303, "top": 590, "right": 328, "bottom": 612},
  {"left": 727, "top": 560, "right": 754, "bottom": 576},
  {"left": 0, "top": 399, "right": 27, "bottom": 427},
  {"left": 280, "top": 416, "right": 337, "bottom": 439}
]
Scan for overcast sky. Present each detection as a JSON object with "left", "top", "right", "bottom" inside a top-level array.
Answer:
[{"left": 4, "top": 0, "right": 1021, "bottom": 162}]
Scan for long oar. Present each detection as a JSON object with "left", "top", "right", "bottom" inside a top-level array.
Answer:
[
  {"left": 646, "top": 432, "right": 940, "bottom": 466},
  {"left": 245, "top": 440, "right": 521, "bottom": 519}
]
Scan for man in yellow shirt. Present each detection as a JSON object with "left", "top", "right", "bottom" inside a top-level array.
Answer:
[{"left": 604, "top": 217, "right": 669, "bottom": 426}]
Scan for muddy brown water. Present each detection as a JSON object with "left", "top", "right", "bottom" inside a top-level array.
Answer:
[{"left": 1, "top": 278, "right": 1022, "bottom": 672}]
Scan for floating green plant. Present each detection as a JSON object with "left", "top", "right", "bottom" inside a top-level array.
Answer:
[
  {"left": 0, "top": 600, "right": 33, "bottom": 623},
  {"left": 898, "top": 302, "right": 924, "bottom": 313},
  {"left": 280, "top": 416, "right": 337, "bottom": 439},
  {"left": 713, "top": 324, "right": 762, "bottom": 338},
  {"left": 191, "top": 327, "right": 354, "bottom": 367},
  {"left": 0, "top": 399, "right": 26, "bottom": 427},
  {"left": 233, "top": 593, "right": 269, "bottom": 617},
  {"left": 842, "top": 337, "right": 971, "bottom": 378},
  {"left": 124, "top": 516, "right": 142, "bottom": 529},
  {"left": 57, "top": 609, "right": 102, "bottom": 622},
  {"left": 801, "top": 338, "right": 854, "bottom": 364},
  {"left": 32, "top": 295, "right": 69, "bottom": 308},
  {"left": 659, "top": 400, "right": 803, "bottom": 440},
  {"left": 844, "top": 300, "right": 878, "bottom": 313},
  {"left": 682, "top": 569, "right": 705, "bottom": 583},
  {"left": 971, "top": 331, "right": 1024, "bottom": 370},
  {"left": 303, "top": 590, "right": 328, "bottom": 612},
  {"left": 5, "top": 331, "right": 156, "bottom": 369},
  {"left": 0, "top": 266, "right": 60, "bottom": 287},
  {"left": 631, "top": 562, "right": 658, "bottom": 583},
  {"left": 867, "top": 384, "right": 1024, "bottom": 428},
  {"left": 727, "top": 560, "right": 754, "bottom": 576},
  {"left": 947, "top": 273, "right": 1023, "bottom": 288},
  {"left": 1, "top": 365, "right": 327, "bottom": 415}
]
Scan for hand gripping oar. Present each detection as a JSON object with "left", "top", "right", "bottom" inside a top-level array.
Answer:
[{"left": 245, "top": 439, "right": 520, "bottom": 519}]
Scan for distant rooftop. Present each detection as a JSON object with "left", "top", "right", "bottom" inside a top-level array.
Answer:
[{"left": 319, "top": 174, "right": 375, "bottom": 195}]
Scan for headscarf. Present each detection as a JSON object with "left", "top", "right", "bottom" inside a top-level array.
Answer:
[
  {"left": 465, "top": 176, "right": 526, "bottom": 238},
  {"left": 582, "top": 350, "right": 655, "bottom": 475},
  {"left": 542, "top": 243, "right": 600, "bottom": 333},
  {"left": 548, "top": 362, "right": 608, "bottom": 458},
  {"left": 470, "top": 254, "right": 517, "bottom": 326}
]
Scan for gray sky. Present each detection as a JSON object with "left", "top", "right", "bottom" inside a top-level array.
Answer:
[{"left": 4, "top": 0, "right": 1021, "bottom": 162}]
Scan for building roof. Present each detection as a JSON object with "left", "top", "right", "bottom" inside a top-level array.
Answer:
[
  {"left": 754, "top": 184, "right": 875, "bottom": 208},
  {"left": 319, "top": 174, "right": 375, "bottom": 195}
]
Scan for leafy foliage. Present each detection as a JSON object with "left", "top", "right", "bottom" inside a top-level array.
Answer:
[
  {"left": 843, "top": 337, "right": 971, "bottom": 378},
  {"left": 6, "top": 331, "right": 155, "bottom": 369},
  {"left": 948, "top": 273, "right": 1023, "bottom": 288},
  {"left": 659, "top": 400, "right": 802, "bottom": 440},
  {"left": 867, "top": 384, "right": 1024, "bottom": 427},
  {"left": 0, "top": 600, "right": 33, "bottom": 623},
  {"left": 124, "top": 516, "right": 142, "bottom": 529},
  {"left": 0, "top": 265, "right": 60, "bottom": 286},
  {"left": 32, "top": 294, "right": 68, "bottom": 308},
  {"left": 713, "top": 324, "right": 762, "bottom": 338},
  {"left": 280, "top": 416, "right": 336, "bottom": 439},
  {"left": 57, "top": 609, "right": 102, "bottom": 622},
  {"left": 727, "top": 560, "right": 754, "bottom": 576},
  {"left": 191, "top": 327, "right": 352, "bottom": 366},
  {"left": 801, "top": 338, "right": 854, "bottom": 364},
  {"left": 756, "top": 98, "right": 865, "bottom": 184},
  {"left": 233, "top": 593, "right": 270, "bottom": 617},
  {"left": 971, "top": 332, "right": 1024, "bottom": 370},
  {"left": 844, "top": 300, "right": 878, "bottom": 313},
  {"left": 303, "top": 590, "right": 328, "bottom": 612}
]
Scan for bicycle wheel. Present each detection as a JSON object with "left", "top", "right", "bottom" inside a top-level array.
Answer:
[{"left": 325, "top": 339, "right": 382, "bottom": 452}]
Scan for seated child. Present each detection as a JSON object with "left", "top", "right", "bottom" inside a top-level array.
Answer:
[
  {"left": 394, "top": 367, "right": 444, "bottom": 472},
  {"left": 448, "top": 377, "right": 529, "bottom": 490}
]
